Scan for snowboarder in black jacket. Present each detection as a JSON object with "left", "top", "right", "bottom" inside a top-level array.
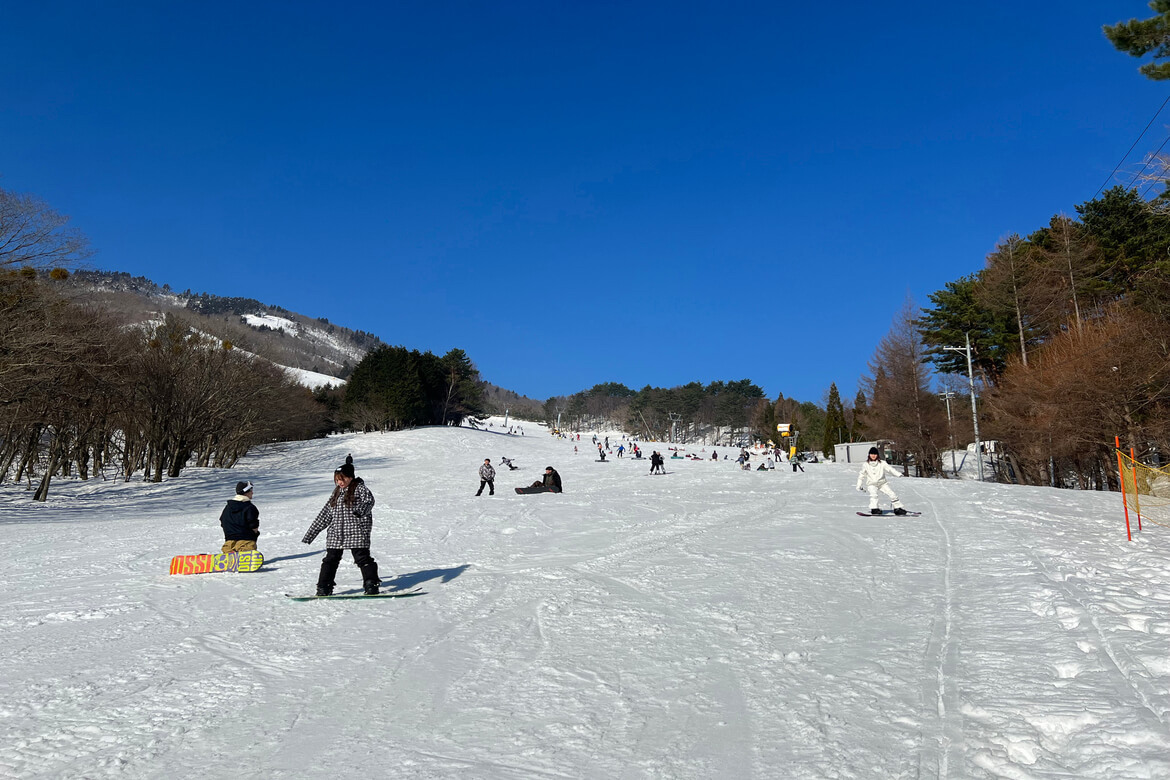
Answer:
[
  {"left": 220, "top": 480, "right": 260, "bottom": 553},
  {"left": 526, "top": 466, "right": 562, "bottom": 493}
]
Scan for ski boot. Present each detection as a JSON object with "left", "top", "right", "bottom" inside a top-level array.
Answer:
[
  {"left": 893, "top": 507, "right": 908, "bottom": 516},
  {"left": 871, "top": 508, "right": 882, "bottom": 515}
]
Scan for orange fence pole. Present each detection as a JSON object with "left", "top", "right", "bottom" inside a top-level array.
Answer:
[
  {"left": 1116, "top": 436, "right": 1133, "bottom": 542},
  {"left": 1131, "top": 447, "right": 1143, "bottom": 532}
]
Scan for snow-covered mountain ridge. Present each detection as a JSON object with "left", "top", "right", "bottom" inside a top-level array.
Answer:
[
  {"left": 60, "top": 270, "right": 381, "bottom": 380},
  {"left": 2, "top": 418, "right": 1167, "bottom": 778}
]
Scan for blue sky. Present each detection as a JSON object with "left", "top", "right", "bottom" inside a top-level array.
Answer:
[{"left": 2, "top": 2, "right": 1165, "bottom": 403}]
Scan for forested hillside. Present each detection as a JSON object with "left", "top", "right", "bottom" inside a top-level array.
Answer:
[
  {"left": 859, "top": 186, "right": 1170, "bottom": 487},
  {"left": 59, "top": 270, "right": 383, "bottom": 378}
]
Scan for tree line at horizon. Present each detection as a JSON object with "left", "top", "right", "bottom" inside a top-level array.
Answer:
[
  {"left": 538, "top": 380, "right": 863, "bottom": 458},
  {"left": 335, "top": 344, "right": 486, "bottom": 431}
]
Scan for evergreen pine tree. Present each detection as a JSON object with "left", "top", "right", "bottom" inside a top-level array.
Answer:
[
  {"left": 916, "top": 275, "right": 1014, "bottom": 386},
  {"left": 1104, "top": 1, "right": 1170, "bottom": 80},
  {"left": 851, "top": 390, "right": 869, "bottom": 441},
  {"left": 757, "top": 398, "right": 777, "bottom": 445},
  {"left": 821, "top": 383, "right": 847, "bottom": 457}
]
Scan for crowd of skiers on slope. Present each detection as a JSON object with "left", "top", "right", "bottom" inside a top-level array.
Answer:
[{"left": 217, "top": 441, "right": 907, "bottom": 597}]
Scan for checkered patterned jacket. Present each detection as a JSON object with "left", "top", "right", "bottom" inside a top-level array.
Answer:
[
  {"left": 479, "top": 463, "right": 496, "bottom": 480},
  {"left": 302, "top": 479, "right": 375, "bottom": 549}
]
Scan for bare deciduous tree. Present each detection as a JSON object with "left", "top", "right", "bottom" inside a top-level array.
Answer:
[
  {"left": 0, "top": 187, "right": 92, "bottom": 270},
  {"left": 861, "top": 298, "right": 947, "bottom": 476},
  {"left": 985, "top": 306, "right": 1170, "bottom": 487}
]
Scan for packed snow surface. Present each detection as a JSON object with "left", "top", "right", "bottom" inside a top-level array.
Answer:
[{"left": 3, "top": 419, "right": 1169, "bottom": 778}]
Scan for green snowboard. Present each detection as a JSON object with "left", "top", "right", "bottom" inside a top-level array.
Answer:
[{"left": 286, "top": 588, "right": 423, "bottom": 601}]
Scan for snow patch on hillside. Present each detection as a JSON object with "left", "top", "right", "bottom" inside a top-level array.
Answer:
[
  {"left": 242, "top": 313, "right": 299, "bottom": 334},
  {"left": 240, "top": 313, "right": 367, "bottom": 369},
  {"left": 283, "top": 365, "right": 345, "bottom": 389}
]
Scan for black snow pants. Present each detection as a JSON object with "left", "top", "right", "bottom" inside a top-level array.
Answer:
[{"left": 317, "top": 547, "right": 379, "bottom": 590}]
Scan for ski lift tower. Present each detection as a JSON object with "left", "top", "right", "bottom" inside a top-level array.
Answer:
[
  {"left": 943, "top": 333, "right": 984, "bottom": 481},
  {"left": 939, "top": 392, "right": 957, "bottom": 475},
  {"left": 668, "top": 412, "right": 682, "bottom": 444}
]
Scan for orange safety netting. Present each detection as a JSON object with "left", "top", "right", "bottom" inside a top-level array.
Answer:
[{"left": 1117, "top": 450, "right": 1170, "bottom": 530}]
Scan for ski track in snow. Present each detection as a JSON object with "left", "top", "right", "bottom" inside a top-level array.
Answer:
[{"left": 1, "top": 421, "right": 1169, "bottom": 778}]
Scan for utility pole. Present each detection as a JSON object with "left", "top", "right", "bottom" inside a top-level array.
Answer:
[
  {"left": 939, "top": 391, "right": 957, "bottom": 476},
  {"left": 943, "top": 332, "right": 983, "bottom": 481}
]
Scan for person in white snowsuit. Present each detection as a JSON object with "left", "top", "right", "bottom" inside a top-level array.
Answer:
[{"left": 857, "top": 446, "right": 907, "bottom": 515}]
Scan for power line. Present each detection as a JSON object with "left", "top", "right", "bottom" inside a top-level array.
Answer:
[
  {"left": 1125, "top": 130, "right": 1170, "bottom": 190},
  {"left": 1092, "top": 94, "right": 1170, "bottom": 199}
]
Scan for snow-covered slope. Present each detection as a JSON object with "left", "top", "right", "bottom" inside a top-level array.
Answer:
[
  {"left": 2, "top": 420, "right": 1168, "bottom": 778},
  {"left": 280, "top": 364, "right": 345, "bottom": 390}
]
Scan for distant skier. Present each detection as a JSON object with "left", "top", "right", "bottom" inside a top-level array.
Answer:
[
  {"left": 500, "top": 457, "right": 518, "bottom": 471},
  {"left": 476, "top": 458, "right": 496, "bottom": 496},
  {"left": 220, "top": 480, "right": 260, "bottom": 553},
  {"left": 856, "top": 446, "right": 907, "bottom": 515},
  {"left": 302, "top": 455, "right": 381, "bottom": 595}
]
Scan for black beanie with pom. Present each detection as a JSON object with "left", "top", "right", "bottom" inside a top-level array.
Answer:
[{"left": 336, "top": 454, "right": 356, "bottom": 479}]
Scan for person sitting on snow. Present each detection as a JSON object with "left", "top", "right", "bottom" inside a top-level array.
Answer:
[
  {"left": 526, "top": 466, "right": 562, "bottom": 493},
  {"left": 220, "top": 480, "right": 260, "bottom": 553}
]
